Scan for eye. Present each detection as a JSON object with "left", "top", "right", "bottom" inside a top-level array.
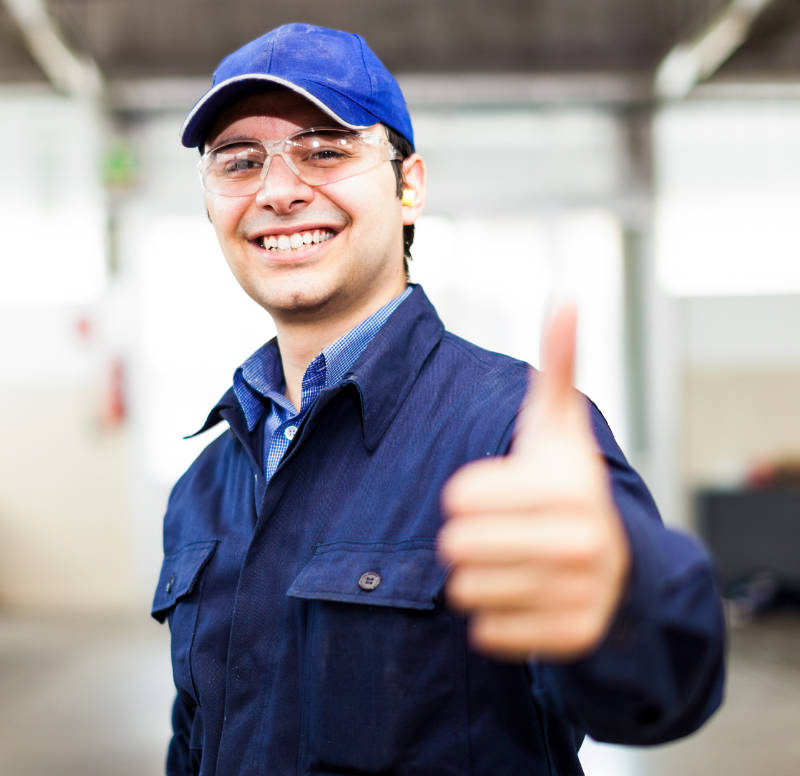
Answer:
[
  {"left": 294, "top": 130, "right": 359, "bottom": 166},
  {"left": 307, "top": 146, "right": 350, "bottom": 162},
  {"left": 209, "top": 144, "right": 265, "bottom": 176},
  {"left": 225, "top": 157, "right": 260, "bottom": 174}
]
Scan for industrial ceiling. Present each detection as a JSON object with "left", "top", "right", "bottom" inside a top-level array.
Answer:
[{"left": 2, "top": 0, "right": 800, "bottom": 98}]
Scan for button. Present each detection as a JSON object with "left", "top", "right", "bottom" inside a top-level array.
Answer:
[
  {"left": 284, "top": 425, "right": 297, "bottom": 440},
  {"left": 358, "top": 571, "right": 382, "bottom": 591},
  {"left": 165, "top": 575, "right": 174, "bottom": 594}
]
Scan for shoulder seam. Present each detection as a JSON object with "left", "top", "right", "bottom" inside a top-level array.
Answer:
[{"left": 439, "top": 330, "right": 530, "bottom": 374}]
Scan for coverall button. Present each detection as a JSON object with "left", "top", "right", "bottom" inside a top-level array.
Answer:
[{"left": 358, "top": 571, "right": 382, "bottom": 591}]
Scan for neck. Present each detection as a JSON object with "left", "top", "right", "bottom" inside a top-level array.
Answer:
[{"left": 275, "top": 285, "right": 406, "bottom": 410}]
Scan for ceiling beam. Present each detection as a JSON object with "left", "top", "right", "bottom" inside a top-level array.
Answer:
[
  {"left": 3, "top": 0, "right": 103, "bottom": 99},
  {"left": 654, "top": 0, "right": 777, "bottom": 99}
]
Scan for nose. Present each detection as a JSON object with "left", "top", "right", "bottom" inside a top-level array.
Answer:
[{"left": 253, "top": 151, "right": 314, "bottom": 214}]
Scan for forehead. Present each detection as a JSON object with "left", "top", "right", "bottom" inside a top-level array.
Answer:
[{"left": 205, "top": 89, "right": 341, "bottom": 146}]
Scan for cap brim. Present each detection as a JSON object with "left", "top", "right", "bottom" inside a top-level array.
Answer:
[{"left": 180, "top": 74, "right": 378, "bottom": 148}]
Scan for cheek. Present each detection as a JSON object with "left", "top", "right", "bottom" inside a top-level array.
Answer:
[
  {"left": 328, "top": 167, "right": 399, "bottom": 221},
  {"left": 344, "top": 182, "right": 401, "bottom": 244},
  {"left": 207, "top": 197, "right": 246, "bottom": 244}
]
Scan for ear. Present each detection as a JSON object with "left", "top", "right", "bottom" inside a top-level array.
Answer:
[{"left": 400, "top": 154, "right": 427, "bottom": 226}]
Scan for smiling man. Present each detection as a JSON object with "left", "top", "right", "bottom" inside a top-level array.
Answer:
[
  {"left": 152, "top": 23, "right": 725, "bottom": 776},
  {"left": 198, "top": 88, "right": 424, "bottom": 409}
]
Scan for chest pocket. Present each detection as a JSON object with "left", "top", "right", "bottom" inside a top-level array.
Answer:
[
  {"left": 288, "top": 539, "right": 469, "bottom": 775},
  {"left": 151, "top": 540, "right": 218, "bottom": 703}
]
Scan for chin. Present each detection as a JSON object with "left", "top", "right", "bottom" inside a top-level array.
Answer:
[{"left": 255, "top": 285, "right": 337, "bottom": 319}]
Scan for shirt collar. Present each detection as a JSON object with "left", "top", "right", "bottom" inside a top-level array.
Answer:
[
  {"left": 323, "top": 285, "right": 412, "bottom": 387},
  {"left": 233, "top": 339, "right": 284, "bottom": 431},
  {"left": 191, "top": 285, "right": 444, "bottom": 449},
  {"left": 233, "top": 286, "right": 412, "bottom": 431}
]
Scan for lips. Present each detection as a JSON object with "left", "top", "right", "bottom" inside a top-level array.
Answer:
[{"left": 257, "top": 228, "right": 336, "bottom": 252}]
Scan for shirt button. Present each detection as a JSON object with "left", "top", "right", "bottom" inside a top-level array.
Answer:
[
  {"left": 165, "top": 575, "right": 174, "bottom": 594},
  {"left": 358, "top": 571, "right": 382, "bottom": 591},
  {"left": 284, "top": 425, "right": 297, "bottom": 440}
]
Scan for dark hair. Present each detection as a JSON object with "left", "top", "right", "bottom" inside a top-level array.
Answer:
[{"left": 385, "top": 126, "right": 415, "bottom": 278}]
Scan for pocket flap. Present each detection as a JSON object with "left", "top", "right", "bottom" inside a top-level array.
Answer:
[
  {"left": 151, "top": 540, "right": 218, "bottom": 622},
  {"left": 287, "top": 539, "right": 446, "bottom": 611}
]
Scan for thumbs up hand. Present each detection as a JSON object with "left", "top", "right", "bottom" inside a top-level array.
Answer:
[{"left": 438, "top": 304, "right": 631, "bottom": 661}]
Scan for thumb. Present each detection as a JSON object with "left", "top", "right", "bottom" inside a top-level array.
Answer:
[
  {"left": 512, "top": 301, "right": 583, "bottom": 457},
  {"left": 538, "top": 300, "right": 578, "bottom": 414}
]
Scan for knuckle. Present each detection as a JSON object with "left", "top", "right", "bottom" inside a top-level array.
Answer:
[
  {"left": 566, "top": 522, "right": 605, "bottom": 566},
  {"left": 570, "top": 612, "right": 605, "bottom": 653},
  {"left": 445, "top": 571, "right": 474, "bottom": 609},
  {"left": 470, "top": 614, "right": 504, "bottom": 651}
]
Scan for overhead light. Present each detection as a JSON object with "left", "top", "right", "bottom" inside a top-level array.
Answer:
[
  {"left": 3, "top": 0, "right": 104, "bottom": 100},
  {"left": 654, "top": 0, "right": 775, "bottom": 100}
]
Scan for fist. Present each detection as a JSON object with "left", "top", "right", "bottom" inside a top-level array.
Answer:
[{"left": 438, "top": 304, "right": 630, "bottom": 661}]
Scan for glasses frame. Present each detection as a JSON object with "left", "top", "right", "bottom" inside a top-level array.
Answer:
[{"left": 198, "top": 126, "right": 401, "bottom": 197}]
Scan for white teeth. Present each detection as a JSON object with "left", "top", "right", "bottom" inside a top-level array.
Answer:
[{"left": 261, "top": 229, "right": 334, "bottom": 251}]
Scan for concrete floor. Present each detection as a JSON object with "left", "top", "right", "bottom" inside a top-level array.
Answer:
[
  {"left": 1, "top": 610, "right": 798, "bottom": 775},
  {"left": 0, "top": 613, "right": 173, "bottom": 776}
]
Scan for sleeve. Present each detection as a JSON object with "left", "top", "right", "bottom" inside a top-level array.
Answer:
[
  {"left": 166, "top": 690, "right": 202, "bottom": 776},
  {"left": 538, "top": 402, "right": 726, "bottom": 745}
]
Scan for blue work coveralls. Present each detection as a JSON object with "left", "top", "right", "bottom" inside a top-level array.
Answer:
[{"left": 152, "top": 285, "right": 725, "bottom": 775}]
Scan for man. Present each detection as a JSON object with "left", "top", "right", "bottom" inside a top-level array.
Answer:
[{"left": 152, "top": 23, "right": 725, "bottom": 775}]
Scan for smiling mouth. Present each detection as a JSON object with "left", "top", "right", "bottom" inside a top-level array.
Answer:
[{"left": 257, "top": 229, "right": 336, "bottom": 252}]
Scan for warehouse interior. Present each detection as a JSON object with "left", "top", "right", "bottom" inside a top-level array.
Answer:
[{"left": 1, "top": 1, "right": 800, "bottom": 773}]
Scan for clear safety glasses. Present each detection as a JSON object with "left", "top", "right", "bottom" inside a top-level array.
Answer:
[{"left": 198, "top": 126, "right": 401, "bottom": 197}]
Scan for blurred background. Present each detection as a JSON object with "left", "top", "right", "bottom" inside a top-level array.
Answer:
[{"left": 1, "top": 0, "right": 799, "bottom": 773}]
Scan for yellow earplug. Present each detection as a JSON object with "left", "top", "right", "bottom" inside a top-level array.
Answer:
[{"left": 401, "top": 188, "right": 416, "bottom": 207}]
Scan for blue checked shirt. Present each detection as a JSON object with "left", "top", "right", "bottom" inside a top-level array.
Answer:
[{"left": 232, "top": 286, "right": 412, "bottom": 481}]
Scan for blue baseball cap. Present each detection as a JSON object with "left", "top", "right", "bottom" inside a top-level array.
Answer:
[{"left": 180, "top": 23, "right": 414, "bottom": 150}]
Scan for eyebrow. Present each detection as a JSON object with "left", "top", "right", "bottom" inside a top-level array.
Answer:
[
  {"left": 207, "top": 133, "right": 261, "bottom": 148},
  {"left": 207, "top": 126, "right": 359, "bottom": 150}
]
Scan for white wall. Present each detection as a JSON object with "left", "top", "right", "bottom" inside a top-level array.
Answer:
[
  {"left": 680, "top": 295, "right": 800, "bottom": 488},
  {"left": 0, "top": 90, "right": 136, "bottom": 613},
  {"left": 13, "top": 86, "right": 800, "bottom": 611},
  {"left": 682, "top": 295, "right": 800, "bottom": 370},
  {"left": 651, "top": 101, "right": 800, "bottom": 514}
]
